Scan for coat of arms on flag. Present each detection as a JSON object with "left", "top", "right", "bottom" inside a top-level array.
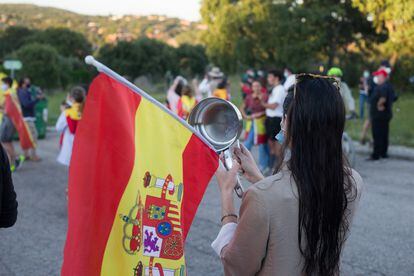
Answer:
[{"left": 61, "top": 57, "right": 219, "bottom": 276}]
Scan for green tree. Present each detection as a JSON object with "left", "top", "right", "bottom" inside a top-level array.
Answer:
[
  {"left": 176, "top": 44, "right": 208, "bottom": 77},
  {"left": 200, "top": 0, "right": 382, "bottom": 72},
  {"left": 13, "top": 43, "right": 62, "bottom": 88},
  {"left": 201, "top": 0, "right": 273, "bottom": 72},
  {"left": 98, "top": 38, "right": 178, "bottom": 78},
  {"left": 26, "top": 28, "right": 92, "bottom": 59},
  {"left": 0, "top": 26, "right": 37, "bottom": 59},
  {"left": 98, "top": 41, "right": 142, "bottom": 78},
  {"left": 352, "top": 0, "right": 414, "bottom": 65}
]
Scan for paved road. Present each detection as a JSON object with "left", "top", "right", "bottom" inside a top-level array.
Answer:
[{"left": 0, "top": 132, "right": 413, "bottom": 275}]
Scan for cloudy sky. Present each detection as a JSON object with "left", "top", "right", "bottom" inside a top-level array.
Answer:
[{"left": 0, "top": 0, "right": 202, "bottom": 21}]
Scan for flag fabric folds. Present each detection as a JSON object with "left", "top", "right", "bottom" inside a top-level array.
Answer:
[
  {"left": 61, "top": 73, "right": 219, "bottom": 276},
  {"left": 4, "top": 91, "right": 35, "bottom": 150}
]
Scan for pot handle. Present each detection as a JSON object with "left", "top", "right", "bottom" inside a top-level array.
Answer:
[{"left": 223, "top": 149, "right": 244, "bottom": 198}]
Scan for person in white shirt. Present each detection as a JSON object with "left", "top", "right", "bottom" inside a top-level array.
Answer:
[
  {"left": 261, "top": 70, "right": 286, "bottom": 169},
  {"left": 283, "top": 67, "right": 296, "bottom": 91},
  {"left": 198, "top": 67, "right": 224, "bottom": 99}
]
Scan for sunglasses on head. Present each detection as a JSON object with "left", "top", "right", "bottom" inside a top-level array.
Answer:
[{"left": 293, "top": 73, "right": 341, "bottom": 96}]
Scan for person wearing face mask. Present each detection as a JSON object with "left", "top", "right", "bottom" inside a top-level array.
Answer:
[
  {"left": 17, "top": 77, "right": 44, "bottom": 161},
  {"left": 368, "top": 68, "right": 394, "bottom": 160},
  {"left": 359, "top": 70, "right": 370, "bottom": 120},
  {"left": 261, "top": 70, "right": 286, "bottom": 168},
  {"left": 283, "top": 67, "right": 296, "bottom": 91},
  {"left": 56, "top": 86, "right": 85, "bottom": 166},
  {"left": 0, "top": 77, "right": 25, "bottom": 171},
  {"left": 275, "top": 87, "right": 294, "bottom": 147},
  {"left": 212, "top": 75, "right": 362, "bottom": 276},
  {"left": 360, "top": 61, "right": 397, "bottom": 145}
]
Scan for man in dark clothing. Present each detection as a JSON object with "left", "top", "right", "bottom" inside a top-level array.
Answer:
[
  {"left": 17, "top": 77, "right": 43, "bottom": 161},
  {"left": 17, "top": 81, "right": 39, "bottom": 118},
  {"left": 0, "top": 143, "right": 18, "bottom": 227},
  {"left": 369, "top": 68, "right": 394, "bottom": 160}
]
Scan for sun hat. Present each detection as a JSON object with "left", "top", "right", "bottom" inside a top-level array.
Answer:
[{"left": 208, "top": 67, "right": 224, "bottom": 79}]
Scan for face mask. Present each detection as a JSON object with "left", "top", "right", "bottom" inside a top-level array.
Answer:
[
  {"left": 384, "top": 67, "right": 391, "bottom": 74},
  {"left": 275, "top": 130, "right": 284, "bottom": 145},
  {"left": 1, "top": 84, "right": 8, "bottom": 91},
  {"left": 363, "top": 71, "right": 370, "bottom": 78},
  {"left": 66, "top": 99, "right": 73, "bottom": 106},
  {"left": 284, "top": 71, "right": 289, "bottom": 78},
  {"left": 373, "top": 76, "right": 379, "bottom": 84}
]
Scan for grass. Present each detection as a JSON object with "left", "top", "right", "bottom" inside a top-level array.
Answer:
[{"left": 46, "top": 77, "right": 414, "bottom": 147}]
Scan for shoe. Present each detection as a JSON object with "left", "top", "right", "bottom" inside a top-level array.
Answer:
[
  {"left": 13, "top": 155, "right": 25, "bottom": 171},
  {"left": 381, "top": 154, "right": 389, "bottom": 159},
  {"left": 366, "top": 156, "right": 380, "bottom": 161}
]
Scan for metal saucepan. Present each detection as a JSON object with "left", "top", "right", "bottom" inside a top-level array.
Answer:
[{"left": 188, "top": 98, "right": 244, "bottom": 198}]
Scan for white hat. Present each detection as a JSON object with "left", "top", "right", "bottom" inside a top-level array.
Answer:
[{"left": 208, "top": 67, "right": 224, "bottom": 78}]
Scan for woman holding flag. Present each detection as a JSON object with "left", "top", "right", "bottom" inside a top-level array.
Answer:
[
  {"left": 0, "top": 77, "right": 28, "bottom": 171},
  {"left": 212, "top": 75, "right": 363, "bottom": 276}
]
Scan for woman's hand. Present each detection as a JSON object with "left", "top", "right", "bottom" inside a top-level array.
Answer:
[
  {"left": 234, "top": 144, "right": 264, "bottom": 184},
  {"left": 215, "top": 160, "right": 240, "bottom": 196}
]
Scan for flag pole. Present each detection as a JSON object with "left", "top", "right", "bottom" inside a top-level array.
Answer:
[{"left": 84, "top": 55, "right": 215, "bottom": 150}]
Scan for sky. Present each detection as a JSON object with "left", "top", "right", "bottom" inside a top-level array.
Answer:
[{"left": 0, "top": 0, "right": 202, "bottom": 21}]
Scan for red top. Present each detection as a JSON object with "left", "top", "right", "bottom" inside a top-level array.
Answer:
[{"left": 244, "top": 93, "right": 268, "bottom": 114}]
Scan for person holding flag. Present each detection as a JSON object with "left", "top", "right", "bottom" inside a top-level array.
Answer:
[
  {"left": 61, "top": 57, "right": 219, "bottom": 276},
  {"left": 56, "top": 86, "right": 85, "bottom": 167},
  {"left": 0, "top": 77, "right": 31, "bottom": 171}
]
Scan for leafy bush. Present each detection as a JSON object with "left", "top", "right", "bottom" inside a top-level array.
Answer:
[
  {"left": 13, "top": 43, "right": 62, "bottom": 88},
  {"left": 26, "top": 27, "right": 92, "bottom": 59},
  {"left": 98, "top": 38, "right": 208, "bottom": 79}
]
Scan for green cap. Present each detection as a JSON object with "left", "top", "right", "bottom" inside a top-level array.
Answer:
[{"left": 327, "top": 67, "right": 343, "bottom": 77}]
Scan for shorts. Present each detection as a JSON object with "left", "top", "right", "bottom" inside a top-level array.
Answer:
[
  {"left": 265, "top": 116, "right": 282, "bottom": 141},
  {"left": 25, "top": 119, "right": 38, "bottom": 145},
  {"left": 0, "top": 115, "right": 16, "bottom": 143}
]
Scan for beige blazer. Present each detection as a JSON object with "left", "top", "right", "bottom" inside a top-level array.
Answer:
[{"left": 220, "top": 167, "right": 363, "bottom": 276}]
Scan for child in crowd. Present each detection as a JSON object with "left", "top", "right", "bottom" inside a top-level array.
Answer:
[
  {"left": 213, "top": 77, "right": 230, "bottom": 100},
  {"left": 56, "top": 86, "right": 85, "bottom": 166},
  {"left": 177, "top": 85, "right": 197, "bottom": 120}
]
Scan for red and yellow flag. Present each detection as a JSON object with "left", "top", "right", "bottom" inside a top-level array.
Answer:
[
  {"left": 4, "top": 91, "right": 36, "bottom": 150},
  {"left": 62, "top": 73, "right": 219, "bottom": 275}
]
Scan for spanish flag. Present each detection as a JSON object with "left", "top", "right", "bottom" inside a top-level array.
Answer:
[
  {"left": 62, "top": 73, "right": 219, "bottom": 275},
  {"left": 4, "top": 90, "right": 36, "bottom": 150}
]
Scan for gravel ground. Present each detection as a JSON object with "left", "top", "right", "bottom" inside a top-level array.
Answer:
[{"left": 0, "top": 132, "right": 413, "bottom": 275}]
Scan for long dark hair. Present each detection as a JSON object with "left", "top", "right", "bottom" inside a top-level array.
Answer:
[{"left": 281, "top": 76, "right": 356, "bottom": 275}]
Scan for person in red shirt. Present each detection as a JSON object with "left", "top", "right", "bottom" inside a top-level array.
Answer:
[{"left": 240, "top": 80, "right": 270, "bottom": 173}]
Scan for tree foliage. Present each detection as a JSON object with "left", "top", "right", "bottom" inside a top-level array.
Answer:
[
  {"left": 98, "top": 38, "right": 208, "bottom": 78},
  {"left": 352, "top": 0, "right": 414, "bottom": 63},
  {"left": 26, "top": 28, "right": 92, "bottom": 59},
  {"left": 0, "top": 26, "right": 37, "bottom": 59},
  {"left": 201, "top": 0, "right": 383, "bottom": 72},
  {"left": 12, "top": 43, "right": 62, "bottom": 88},
  {"left": 176, "top": 44, "right": 208, "bottom": 77}
]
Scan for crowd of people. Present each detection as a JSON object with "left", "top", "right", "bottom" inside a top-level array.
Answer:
[
  {"left": 0, "top": 75, "right": 86, "bottom": 172},
  {"left": 164, "top": 60, "right": 398, "bottom": 168},
  {"left": 0, "top": 59, "right": 397, "bottom": 176},
  {"left": 0, "top": 76, "right": 43, "bottom": 171}
]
